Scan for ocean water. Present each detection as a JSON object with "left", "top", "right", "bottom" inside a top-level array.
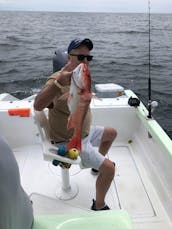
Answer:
[{"left": 0, "top": 11, "right": 172, "bottom": 138}]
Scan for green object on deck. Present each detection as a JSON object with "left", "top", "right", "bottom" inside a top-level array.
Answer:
[{"left": 33, "top": 210, "right": 133, "bottom": 229}]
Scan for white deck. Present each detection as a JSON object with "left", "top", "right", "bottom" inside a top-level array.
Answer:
[
  {"left": 0, "top": 94, "right": 172, "bottom": 228},
  {"left": 14, "top": 143, "right": 172, "bottom": 229}
]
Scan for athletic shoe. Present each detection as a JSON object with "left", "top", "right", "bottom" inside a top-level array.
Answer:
[
  {"left": 91, "top": 168, "right": 99, "bottom": 175},
  {"left": 91, "top": 199, "right": 110, "bottom": 211}
]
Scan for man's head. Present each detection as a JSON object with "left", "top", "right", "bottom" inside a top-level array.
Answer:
[
  {"left": 67, "top": 38, "right": 93, "bottom": 66},
  {"left": 67, "top": 38, "right": 93, "bottom": 54}
]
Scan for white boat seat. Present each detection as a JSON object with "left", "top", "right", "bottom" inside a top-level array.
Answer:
[
  {"left": 34, "top": 109, "right": 81, "bottom": 200},
  {"left": 95, "top": 83, "right": 124, "bottom": 97}
]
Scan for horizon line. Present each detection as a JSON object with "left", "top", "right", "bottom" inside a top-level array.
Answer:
[{"left": 0, "top": 9, "right": 172, "bottom": 14}]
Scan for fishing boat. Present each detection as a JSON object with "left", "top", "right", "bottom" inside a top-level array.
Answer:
[
  {"left": 0, "top": 70, "right": 172, "bottom": 228},
  {"left": 0, "top": 5, "right": 172, "bottom": 224}
]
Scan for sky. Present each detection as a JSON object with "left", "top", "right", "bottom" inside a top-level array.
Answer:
[{"left": 0, "top": 0, "right": 172, "bottom": 13}]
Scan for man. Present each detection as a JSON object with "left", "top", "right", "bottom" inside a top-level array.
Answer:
[
  {"left": 34, "top": 38, "right": 117, "bottom": 210},
  {"left": 0, "top": 135, "right": 33, "bottom": 229}
]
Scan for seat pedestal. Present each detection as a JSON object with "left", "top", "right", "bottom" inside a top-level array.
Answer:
[{"left": 56, "top": 168, "right": 79, "bottom": 200}]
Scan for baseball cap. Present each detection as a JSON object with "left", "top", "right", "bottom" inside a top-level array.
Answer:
[{"left": 67, "top": 38, "right": 93, "bottom": 54}]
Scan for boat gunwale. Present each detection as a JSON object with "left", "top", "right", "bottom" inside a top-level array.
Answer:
[{"left": 125, "top": 89, "right": 172, "bottom": 160}]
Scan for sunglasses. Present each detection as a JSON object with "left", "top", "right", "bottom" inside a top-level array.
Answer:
[{"left": 69, "top": 54, "right": 93, "bottom": 61}]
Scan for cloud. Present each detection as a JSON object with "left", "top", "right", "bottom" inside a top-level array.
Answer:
[{"left": 0, "top": 0, "right": 172, "bottom": 13}]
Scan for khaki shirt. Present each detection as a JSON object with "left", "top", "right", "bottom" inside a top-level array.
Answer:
[{"left": 45, "top": 72, "right": 91, "bottom": 142}]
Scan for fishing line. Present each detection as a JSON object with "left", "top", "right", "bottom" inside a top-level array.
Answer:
[{"left": 147, "top": 0, "right": 152, "bottom": 118}]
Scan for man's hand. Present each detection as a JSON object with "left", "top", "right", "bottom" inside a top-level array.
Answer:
[{"left": 57, "top": 61, "right": 78, "bottom": 86}]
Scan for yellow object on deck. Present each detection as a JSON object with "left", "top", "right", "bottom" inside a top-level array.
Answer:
[{"left": 68, "top": 148, "right": 79, "bottom": 159}]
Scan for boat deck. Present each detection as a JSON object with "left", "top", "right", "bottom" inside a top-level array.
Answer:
[{"left": 14, "top": 143, "right": 172, "bottom": 229}]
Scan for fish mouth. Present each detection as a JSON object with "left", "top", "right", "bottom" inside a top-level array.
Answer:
[{"left": 75, "top": 64, "right": 83, "bottom": 75}]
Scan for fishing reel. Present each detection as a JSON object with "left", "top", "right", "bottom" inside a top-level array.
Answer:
[
  {"left": 150, "top": 101, "right": 158, "bottom": 113},
  {"left": 128, "top": 97, "right": 140, "bottom": 107},
  {"left": 147, "top": 100, "right": 159, "bottom": 119}
]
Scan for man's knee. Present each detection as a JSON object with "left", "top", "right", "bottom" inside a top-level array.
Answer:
[
  {"left": 99, "top": 159, "right": 115, "bottom": 178},
  {"left": 111, "top": 128, "right": 117, "bottom": 140},
  {"left": 103, "top": 127, "right": 117, "bottom": 142}
]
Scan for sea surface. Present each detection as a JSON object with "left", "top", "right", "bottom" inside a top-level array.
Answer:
[{"left": 0, "top": 11, "right": 172, "bottom": 138}]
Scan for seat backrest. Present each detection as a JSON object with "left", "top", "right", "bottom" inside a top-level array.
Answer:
[
  {"left": 34, "top": 110, "right": 50, "bottom": 142},
  {"left": 34, "top": 109, "right": 81, "bottom": 165}
]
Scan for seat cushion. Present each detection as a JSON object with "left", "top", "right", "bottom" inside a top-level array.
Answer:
[{"left": 34, "top": 210, "right": 133, "bottom": 229}]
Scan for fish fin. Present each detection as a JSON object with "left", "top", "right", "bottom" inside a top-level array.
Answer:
[
  {"left": 67, "top": 135, "right": 81, "bottom": 152},
  {"left": 67, "top": 115, "right": 74, "bottom": 129},
  {"left": 68, "top": 93, "right": 73, "bottom": 104},
  {"left": 92, "top": 92, "right": 102, "bottom": 100}
]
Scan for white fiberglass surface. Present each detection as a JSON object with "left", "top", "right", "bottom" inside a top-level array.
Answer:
[{"left": 13, "top": 143, "right": 172, "bottom": 228}]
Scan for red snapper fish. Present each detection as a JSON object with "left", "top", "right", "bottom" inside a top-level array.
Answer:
[{"left": 67, "top": 63, "right": 92, "bottom": 152}]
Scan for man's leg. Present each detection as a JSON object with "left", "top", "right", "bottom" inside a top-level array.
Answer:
[
  {"left": 95, "top": 127, "right": 117, "bottom": 209},
  {"left": 99, "top": 127, "right": 117, "bottom": 156},
  {"left": 95, "top": 159, "right": 115, "bottom": 209}
]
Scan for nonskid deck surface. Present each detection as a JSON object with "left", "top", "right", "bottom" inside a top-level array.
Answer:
[{"left": 14, "top": 144, "right": 172, "bottom": 229}]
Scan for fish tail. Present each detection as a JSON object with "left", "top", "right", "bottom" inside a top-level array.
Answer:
[{"left": 67, "top": 135, "right": 81, "bottom": 152}]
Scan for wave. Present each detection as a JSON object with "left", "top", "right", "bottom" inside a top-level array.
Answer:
[
  {"left": 0, "top": 77, "right": 47, "bottom": 85},
  {"left": 0, "top": 43, "right": 20, "bottom": 47},
  {"left": 6, "top": 35, "right": 22, "bottom": 42},
  {"left": 114, "top": 30, "right": 148, "bottom": 35},
  {"left": 101, "top": 60, "right": 164, "bottom": 69},
  {"left": 0, "top": 77, "right": 47, "bottom": 99},
  {"left": 0, "top": 69, "right": 20, "bottom": 75}
]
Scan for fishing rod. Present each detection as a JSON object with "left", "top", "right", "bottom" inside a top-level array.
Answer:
[{"left": 147, "top": 0, "right": 152, "bottom": 118}]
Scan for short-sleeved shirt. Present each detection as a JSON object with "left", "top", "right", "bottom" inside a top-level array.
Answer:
[{"left": 45, "top": 72, "right": 91, "bottom": 142}]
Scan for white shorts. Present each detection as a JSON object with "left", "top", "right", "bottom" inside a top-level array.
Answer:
[{"left": 80, "top": 126, "right": 105, "bottom": 169}]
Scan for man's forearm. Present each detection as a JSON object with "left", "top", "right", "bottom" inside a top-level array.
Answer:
[{"left": 34, "top": 83, "right": 59, "bottom": 111}]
